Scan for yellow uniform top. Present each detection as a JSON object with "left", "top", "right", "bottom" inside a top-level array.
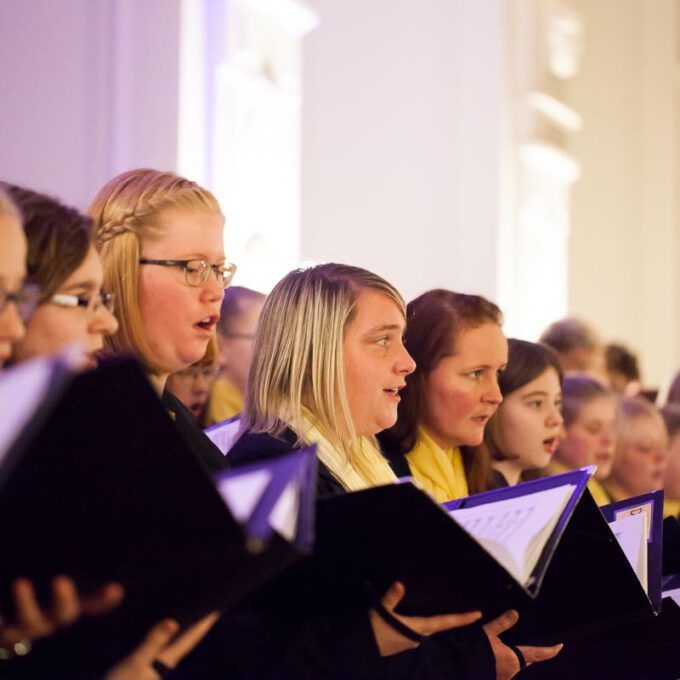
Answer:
[
  {"left": 205, "top": 377, "right": 243, "bottom": 426},
  {"left": 541, "top": 460, "right": 612, "bottom": 506},
  {"left": 405, "top": 428, "right": 469, "bottom": 503}
]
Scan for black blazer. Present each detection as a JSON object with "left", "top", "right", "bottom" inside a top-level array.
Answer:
[{"left": 224, "top": 428, "right": 496, "bottom": 680}]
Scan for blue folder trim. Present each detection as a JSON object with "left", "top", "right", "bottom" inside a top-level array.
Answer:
[
  {"left": 215, "top": 445, "right": 317, "bottom": 551},
  {"left": 600, "top": 488, "right": 664, "bottom": 612},
  {"left": 443, "top": 466, "right": 595, "bottom": 596}
]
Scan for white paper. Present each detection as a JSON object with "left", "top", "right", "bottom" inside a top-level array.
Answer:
[
  {"left": 204, "top": 416, "right": 241, "bottom": 455},
  {"left": 216, "top": 468, "right": 272, "bottom": 522},
  {"left": 449, "top": 484, "right": 576, "bottom": 585},
  {"left": 268, "top": 478, "right": 300, "bottom": 541},
  {"left": 0, "top": 356, "right": 61, "bottom": 466},
  {"left": 609, "top": 513, "right": 648, "bottom": 593}
]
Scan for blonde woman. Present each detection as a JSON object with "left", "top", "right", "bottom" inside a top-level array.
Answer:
[
  {"left": 89, "top": 168, "right": 234, "bottom": 476},
  {"left": 229, "top": 263, "right": 562, "bottom": 679}
]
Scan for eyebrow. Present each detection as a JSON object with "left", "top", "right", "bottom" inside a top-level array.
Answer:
[
  {"left": 365, "top": 323, "right": 404, "bottom": 334},
  {"left": 61, "top": 280, "right": 98, "bottom": 294},
  {"left": 522, "top": 390, "right": 549, "bottom": 399},
  {"left": 178, "top": 253, "right": 226, "bottom": 262}
]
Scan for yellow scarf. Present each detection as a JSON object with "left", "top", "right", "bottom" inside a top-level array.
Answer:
[
  {"left": 206, "top": 377, "right": 243, "bottom": 426},
  {"left": 540, "top": 460, "right": 612, "bottom": 506},
  {"left": 664, "top": 497, "right": 680, "bottom": 519},
  {"left": 405, "top": 428, "right": 469, "bottom": 503},
  {"left": 301, "top": 412, "right": 397, "bottom": 492}
]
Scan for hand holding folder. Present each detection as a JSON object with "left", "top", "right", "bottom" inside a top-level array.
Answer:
[
  {"left": 289, "top": 466, "right": 658, "bottom": 646},
  {"left": 0, "top": 354, "right": 315, "bottom": 664}
]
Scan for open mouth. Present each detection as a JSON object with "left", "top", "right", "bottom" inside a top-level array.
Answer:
[
  {"left": 194, "top": 315, "right": 218, "bottom": 332},
  {"left": 543, "top": 436, "right": 558, "bottom": 454},
  {"left": 189, "top": 402, "right": 205, "bottom": 416},
  {"left": 383, "top": 385, "right": 406, "bottom": 398}
]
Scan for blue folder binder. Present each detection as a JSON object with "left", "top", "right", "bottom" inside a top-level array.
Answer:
[
  {"left": 0, "top": 356, "right": 313, "bottom": 657},
  {"left": 599, "top": 489, "right": 664, "bottom": 611},
  {"left": 282, "top": 466, "right": 657, "bottom": 645}
]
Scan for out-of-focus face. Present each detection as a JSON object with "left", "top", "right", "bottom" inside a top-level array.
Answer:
[
  {"left": 166, "top": 363, "right": 219, "bottom": 418},
  {"left": 421, "top": 322, "right": 508, "bottom": 449},
  {"left": 611, "top": 416, "right": 669, "bottom": 496},
  {"left": 216, "top": 299, "right": 264, "bottom": 395},
  {"left": 0, "top": 214, "right": 27, "bottom": 367},
  {"left": 343, "top": 289, "right": 416, "bottom": 437},
  {"left": 14, "top": 245, "right": 118, "bottom": 369},
  {"left": 493, "top": 367, "right": 563, "bottom": 472},
  {"left": 561, "top": 345, "right": 599, "bottom": 373},
  {"left": 138, "top": 208, "right": 225, "bottom": 376},
  {"left": 557, "top": 396, "right": 617, "bottom": 479},
  {"left": 664, "top": 432, "right": 680, "bottom": 500}
]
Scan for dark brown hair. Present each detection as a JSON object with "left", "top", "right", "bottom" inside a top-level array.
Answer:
[
  {"left": 379, "top": 289, "right": 502, "bottom": 494},
  {"left": 484, "top": 339, "right": 563, "bottom": 462},
  {"left": 2, "top": 183, "right": 92, "bottom": 301},
  {"left": 561, "top": 374, "right": 613, "bottom": 427}
]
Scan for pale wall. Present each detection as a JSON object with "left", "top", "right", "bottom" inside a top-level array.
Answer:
[
  {"left": 0, "top": 0, "right": 181, "bottom": 210},
  {"left": 566, "top": 0, "right": 679, "bottom": 386},
  {"left": 301, "top": 0, "right": 507, "bottom": 304}
]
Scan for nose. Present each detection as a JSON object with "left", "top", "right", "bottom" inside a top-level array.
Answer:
[
  {"left": 483, "top": 376, "right": 503, "bottom": 405},
  {"left": 600, "top": 426, "right": 616, "bottom": 447},
  {"left": 396, "top": 345, "right": 416, "bottom": 377},
  {"left": 546, "top": 404, "right": 564, "bottom": 428},
  {"left": 202, "top": 272, "right": 225, "bottom": 303},
  {"left": 91, "top": 306, "right": 119, "bottom": 337},
  {"left": 0, "top": 302, "right": 26, "bottom": 344}
]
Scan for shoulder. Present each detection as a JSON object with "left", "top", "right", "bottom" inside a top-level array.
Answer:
[
  {"left": 376, "top": 431, "right": 412, "bottom": 478},
  {"left": 161, "top": 389, "right": 228, "bottom": 474},
  {"left": 228, "top": 428, "right": 300, "bottom": 468}
]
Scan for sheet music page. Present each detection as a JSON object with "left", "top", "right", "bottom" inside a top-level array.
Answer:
[
  {"left": 449, "top": 484, "right": 576, "bottom": 585},
  {"left": 216, "top": 468, "right": 272, "bottom": 522},
  {"left": 269, "top": 477, "right": 300, "bottom": 541},
  {"left": 204, "top": 417, "right": 241, "bottom": 455},
  {"left": 0, "top": 356, "right": 57, "bottom": 466},
  {"left": 608, "top": 513, "right": 648, "bottom": 593}
]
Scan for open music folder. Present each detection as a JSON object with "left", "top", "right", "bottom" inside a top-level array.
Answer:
[
  {"left": 599, "top": 489, "right": 664, "bottom": 611},
  {"left": 0, "top": 354, "right": 315, "bottom": 639},
  {"left": 277, "top": 467, "right": 658, "bottom": 645}
]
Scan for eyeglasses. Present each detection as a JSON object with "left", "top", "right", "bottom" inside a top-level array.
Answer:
[
  {"left": 173, "top": 365, "right": 221, "bottom": 381},
  {"left": 139, "top": 259, "right": 237, "bottom": 289},
  {"left": 50, "top": 291, "right": 116, "bottom": 314},
  {"left": 0, "top": 284, "right": 41, "bottom": 322}
]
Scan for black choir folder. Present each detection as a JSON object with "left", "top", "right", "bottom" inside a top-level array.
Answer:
[
  {"left": 0, "top": 353, "right": 315, "bottom": 637},
  {"left": 282, "top": 467, "right": 658, "bottom": 645}
]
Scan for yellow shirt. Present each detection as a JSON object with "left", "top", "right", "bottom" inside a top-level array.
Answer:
[
  {"left": 538, "top": 461, "right": 612, "bottom": 506},
  {"left": 664, "top": 497, "right": 680, "bottom": 519},
  {"left": 405, "top": 428, "right": 469, "bottom": 503},
  {"left": 205, "top": 377, "right": 243, "bottom": 426}
]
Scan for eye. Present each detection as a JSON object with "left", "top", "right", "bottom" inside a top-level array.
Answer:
[
  {"left": 528, "top": 399, "right": 543, "bottom": 409},
  {"left": 185, "top": 260, "right": 206, "bottom": 274},
  {"left": 468, "top": 369, "right": 483, "bottom": 379},
  {"left": 376, "top": 336, "right": 389, "bottom": 347}
]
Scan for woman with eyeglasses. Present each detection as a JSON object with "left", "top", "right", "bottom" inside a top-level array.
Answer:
[
  {"left": 3, "top": 183, "right": 119, "bottom": 368},
  {"left": 0, "top": 188, "right": 37, "bottom": 368},
  {"left": 88, "top": 168, "right": 234, "bottom": 478},
  {"left": 0, "top": 184, "right": 223, "bottom": 679}
]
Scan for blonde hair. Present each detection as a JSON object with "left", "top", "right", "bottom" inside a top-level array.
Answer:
[
  {"left": 87, "top": 169, "right": 223, "bottom": 373},
  {"left": 617, "top": 397, "right": 668, "bottom": 448},
  {"left": 241, "top": 263, "right": 404, "bottom": 487}
]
